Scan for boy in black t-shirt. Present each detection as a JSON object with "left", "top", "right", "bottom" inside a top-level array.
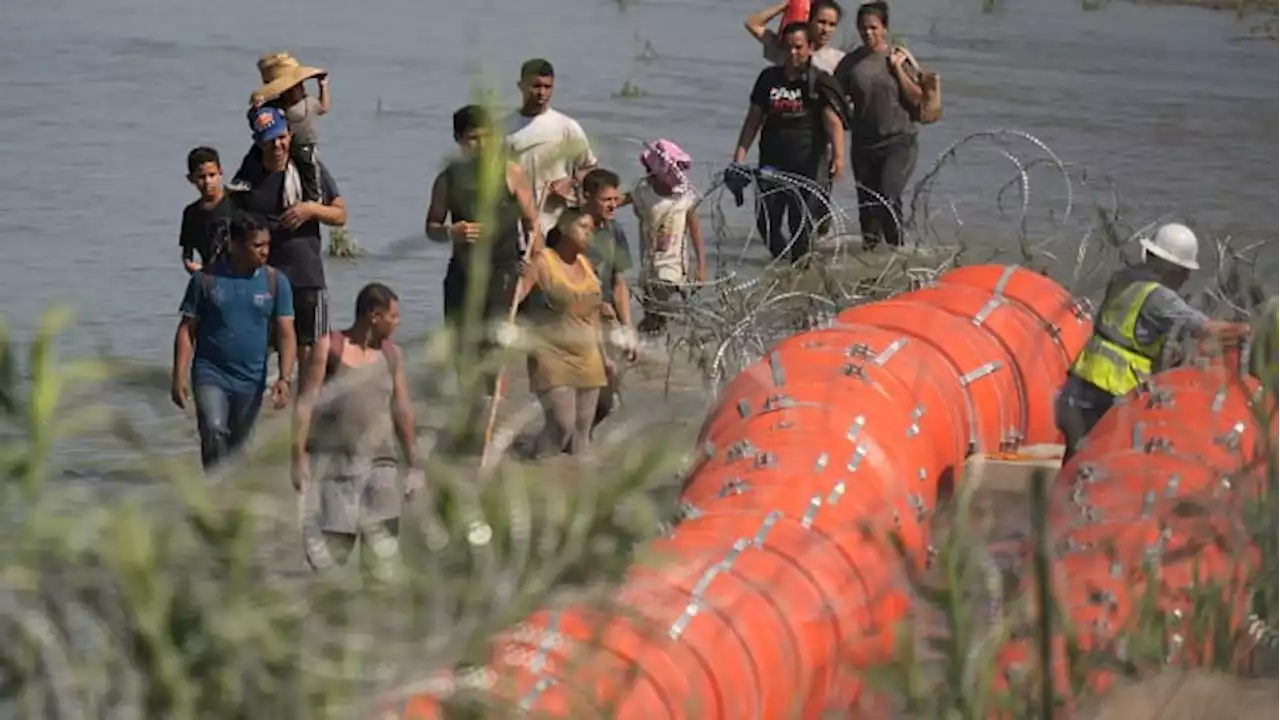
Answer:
[{"left": 179, "top": 147, "right": 235, "bottom": 274}]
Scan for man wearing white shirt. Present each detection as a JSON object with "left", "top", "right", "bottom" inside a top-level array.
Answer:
[{"left": 503, "top": 58, "right": 598, "bottom": 235}]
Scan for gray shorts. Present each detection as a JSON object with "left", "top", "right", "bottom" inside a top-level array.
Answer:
[{"left": 315, "top": 455, "right": 403, "bottom": 535}]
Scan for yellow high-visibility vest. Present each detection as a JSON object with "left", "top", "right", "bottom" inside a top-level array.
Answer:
[{"left": 1069, "top": 281, "right": 1164, "bottom": 396}]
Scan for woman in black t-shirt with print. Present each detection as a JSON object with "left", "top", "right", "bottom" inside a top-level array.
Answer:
[{"left": 733, "top": 22, "right": 847, "bottom": 264}]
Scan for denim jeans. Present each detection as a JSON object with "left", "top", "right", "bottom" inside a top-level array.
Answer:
[{"left": 194, "top": 384, "right": 264, "bottom": 470}]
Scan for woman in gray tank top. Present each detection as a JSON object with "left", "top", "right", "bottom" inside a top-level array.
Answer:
[{"left": 292, "top": 283, "right": 422, "bottom": 578}]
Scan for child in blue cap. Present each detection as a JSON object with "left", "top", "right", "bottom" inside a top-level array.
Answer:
[{"left": 231, "top": 52, "right": 330, "bottom": 202}]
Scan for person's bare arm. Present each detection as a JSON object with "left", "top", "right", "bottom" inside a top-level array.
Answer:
[
  {"left": 181, "top": 247, "right": 201, "bottom": 273},
  {"left": 314, "top": 196, "right": 346, "bottom": 227},
  {"left": 612, "top": 272, "right": 633, "bottom": 328},
  {"left": 425, "top": 172, "right": 454, "bottom": 243},
  {"left": 390, "top": 351, "right": 417, "bottom": 469},
  {"left": 508, "top": 162, "right": 544, "bottom": 253},
  {"left": 733, "top": 105, "right": 766, "bottom": 163},
  {"left": 514, "top": 255, "right": 545, "bottom": 305},
  {"left": 292, "top": 332, "right": 331, "bottom": 456},
  {"left": 686, "top": 205, "right": 708, "bottom": 281},
  {"left": 316, "top": 76, "right": 331, "bottom": 114},
  {"left": 891, "top": 51, "right": 925, "bottom": 108},
  {"left": 276, "top": 316, "right": 297, "bottom": 386},
  {"left": 1195, "top": 320, "right": 1252, "bottom": 341},
  {"left": 745, "top": 1, "right": 790, "bottom": 41},
  {"left": 171, "top": 317, "right": 197, "bottom": 408},
  {"left": 822, "top": 107, "right": 846, "bottom": 181},
  {"left": 282, "top": 196, "right": 347, "bottom": 231}
]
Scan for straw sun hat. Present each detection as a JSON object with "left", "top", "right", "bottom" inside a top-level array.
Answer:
[{"left": 250, "top": 51, "right": 326, "bottom": 104}]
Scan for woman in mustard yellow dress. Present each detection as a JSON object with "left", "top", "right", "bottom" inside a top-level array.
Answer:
[{"left": 515, "top": 209, "right": 610, "bottom": 457}]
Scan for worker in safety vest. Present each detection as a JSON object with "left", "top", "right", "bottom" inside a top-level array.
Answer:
[{"left": 1055, "top": 222, "right": 1252, "bottom": 460}]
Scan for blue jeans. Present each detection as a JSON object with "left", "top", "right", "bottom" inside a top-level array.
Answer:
[{"left": 194, "top": 384, "right": 264, "bottom": 470}]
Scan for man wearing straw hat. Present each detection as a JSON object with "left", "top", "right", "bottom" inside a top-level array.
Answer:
[
  {"left": 235, "top": 51, "right": 331, "bottom": 204},
  {"left": 1055, "top": 222, "right": 1251, "bottom": 461}
]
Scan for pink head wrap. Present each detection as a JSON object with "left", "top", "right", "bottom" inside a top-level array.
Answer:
[{"left": 639, "top": 139, "right": 693, "bottom": 195}]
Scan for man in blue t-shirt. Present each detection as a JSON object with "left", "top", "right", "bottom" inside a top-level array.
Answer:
[{"left": 171, "top": 214, "right": 297, "bottom": 469}]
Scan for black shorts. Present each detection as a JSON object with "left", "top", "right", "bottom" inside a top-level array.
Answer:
[
  {"left": 442, "top": 262, "right": 521, "bottom": 326},
  {"left": 294, "top": 288, "right": 330, "bottom": 346}
]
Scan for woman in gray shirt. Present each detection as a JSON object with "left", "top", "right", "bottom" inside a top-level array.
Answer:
[{"left": 834, "top": 1, "right": 923, "bottom": 249}]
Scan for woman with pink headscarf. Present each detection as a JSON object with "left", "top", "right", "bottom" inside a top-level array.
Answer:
[{"left": 631, "top": 139, "right": 707, "bottom": 335}]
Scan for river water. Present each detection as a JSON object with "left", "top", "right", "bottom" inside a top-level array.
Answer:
[{"left": 0, "top": 0, "right": 1276, "bottom": 458}]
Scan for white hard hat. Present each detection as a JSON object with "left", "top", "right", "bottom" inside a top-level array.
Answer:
[{"left": 1139, "top": 222, "right": 1200, "bottom": 270}]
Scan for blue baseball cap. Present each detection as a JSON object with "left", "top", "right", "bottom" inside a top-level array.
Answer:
[{"left": 248, "top": 105, "right": 288, "bottom": 143}]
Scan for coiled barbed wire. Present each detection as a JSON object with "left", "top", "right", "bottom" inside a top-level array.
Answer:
[{"left": 3, "top": 127, "right": 1275, "bottom": 720}]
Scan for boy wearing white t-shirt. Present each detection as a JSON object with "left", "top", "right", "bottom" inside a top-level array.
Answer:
[
  {"left": 503, "top": 59, "right": 598, "bottom": 235},
  {"left": 631, "top": 140, "right": 707, "bottom": 336}
]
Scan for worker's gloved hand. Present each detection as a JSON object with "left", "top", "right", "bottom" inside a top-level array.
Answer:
[{"left": 723, "top": 164, "right": 757, "bottom": 208}]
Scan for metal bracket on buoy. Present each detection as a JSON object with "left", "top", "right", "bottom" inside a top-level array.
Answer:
[
  {"left": 908, "top": 493, "right": 927, "bottom": 523},
  {"left": 1130, "top": 421, "right": 1146, "bottom": 451},
  {"left": 1145, "top": 388, "right": 1175, "bottom": 409},
  {"left": 842, "top": 362, "right": 867, "bottom": 379},
  {"left": 1000, "top": 429, "right": 1023, "bottom": 452},
  {"left": 718, "top": 477, "right": 748, "bottom": 497},
  {"left": 726, "top": 440, "right": 756, "bottom": 461},
  {"left": 667, "top": 512, "right": 781, "bottom": 641},
  {"left": 768, "top": 351, "right": 786, "bottom": 388},
  {"left": 1213, "top": 421, "right": 1246, "bottom": 452},
  {"left": 519, "top": 677, "right": 558, "bottom": 711},
  {"left": 675, "top": 501, "right": 703, "bottom": 522},
  {"left": 826, "top": 479, "right": 848, "bottom": 508},
  {"left": 993, "top": 265, "right": 1017, "bottom": 296},
  {"left": 959, "top": 361, "right": 1001, "bottom": 387},
  {"left": 1211, "top": 387, "right": 1228, "bottom": 413},
  {"left": 846, "top": 342, "right": 875, "bottom": 358},
  {"left": 800, "top": 494, "right": 824, "bottom": 529},
  {"left": 873, "top": 338, "right": 908, "bottom": 366},
  {"left": 847, "top": 444, "right": 868, "bottom": 472},
  {"left": 761, "top": 393, "right": 794, "bottom": 412},
  {"left": 847, "top": 415, "right": 867, "bottom": 443},
  {"left": 973, "top": 296, "right": 1003, "bottom": 326},
  {"left": 906, "top": 406, "right": 925, "bottom": 438}
]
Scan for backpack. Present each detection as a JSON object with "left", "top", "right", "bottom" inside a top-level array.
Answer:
[
  {"left": 323, "top": 331, "right": 400, "bottom": 383},
  {"left": 204, "top": 216, "right": 233, "bottom": 266},
  {"left": 893, "top": 45, "right": 943, "bottom": 125}
]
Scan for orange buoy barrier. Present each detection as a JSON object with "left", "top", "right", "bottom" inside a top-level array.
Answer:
[
  {"left": 897, "top": 283, "right": 1070, "bottom": 446},
  {"left": 935, "top": 264, "right": 1093, "bottom": 371},
  {"left": 993, "top": 364, "right": 1275, "bottom": 708},
  {"left": 386, "top": 265, "right": 1092, "bottom": 719},
  {"left": 836, "top": 300, "right": 1026, "bottom": 453}
]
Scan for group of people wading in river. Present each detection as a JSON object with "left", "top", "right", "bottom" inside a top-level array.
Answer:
[{"left": 165, "top": 1, "right": 1250, "bottom": 577}]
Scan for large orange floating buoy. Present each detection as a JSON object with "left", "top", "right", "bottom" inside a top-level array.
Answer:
[{"left": 386, "top": 265, "right": 1114, "bottom": 720}]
